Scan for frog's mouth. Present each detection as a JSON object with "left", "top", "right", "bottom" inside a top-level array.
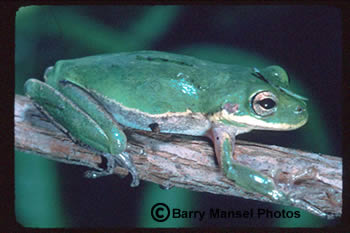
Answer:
[
  {"left": 210, "top": 109, "right": 308, "bottom": 131},
  {"left": 227, "top": 114, "right": 308, "bottom": 130}
]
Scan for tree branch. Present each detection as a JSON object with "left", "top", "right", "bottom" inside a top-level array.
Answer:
[{"left": 15, "top": 94, "right": 342, "bottom": 219}]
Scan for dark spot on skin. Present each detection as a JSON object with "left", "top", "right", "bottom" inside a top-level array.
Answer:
[
  {"left": 216, "top": 137, "right": 219, "bottom": 140},
  {"left": 136, "top": 55, "right": 193, "bottom": 67},
  {"left": 223, "top": 103, "right": 239, "bottom": 114},
  {"left": 59, "top": 80, "right": 69, "bottom": 86},
  {"left": 149, "top": 123, "right": 160, "bottom": 133}
]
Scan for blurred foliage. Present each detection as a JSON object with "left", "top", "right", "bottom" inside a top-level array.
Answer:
[
  {"left": 15, "top": 5, "right": 341, "bottom": 228},
  {"left": 15, "top": 151, "right": 66, "bottom": 227}
]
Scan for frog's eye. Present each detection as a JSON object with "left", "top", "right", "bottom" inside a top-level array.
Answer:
[{"left": 251, "top": 91, "right": 278, "bottom": 116}]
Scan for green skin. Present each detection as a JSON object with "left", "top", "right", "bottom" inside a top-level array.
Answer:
[{"left": 25, "top": 50, "right": 308, "bottom": 202}]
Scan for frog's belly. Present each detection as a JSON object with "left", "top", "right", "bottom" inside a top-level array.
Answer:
[{"left": 93, "top": 92, "right": 212, "bottom": 136}]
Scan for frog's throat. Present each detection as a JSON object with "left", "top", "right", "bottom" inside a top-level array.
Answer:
[{"left": 209, "top": 109, "right": 307, "bottom": 131}]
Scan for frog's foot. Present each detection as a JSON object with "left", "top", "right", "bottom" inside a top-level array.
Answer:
[{"left": 85, "top": 152, "right": 140, "bottom": 187}]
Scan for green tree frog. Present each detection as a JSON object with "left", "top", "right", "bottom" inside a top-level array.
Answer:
[{"left": 25, "top": 51, "right": 308, "bottom": 202}]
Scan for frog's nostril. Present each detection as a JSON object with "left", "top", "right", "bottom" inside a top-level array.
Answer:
[{"left": 295, "top": 105, "right": 304, "bottom": 114}]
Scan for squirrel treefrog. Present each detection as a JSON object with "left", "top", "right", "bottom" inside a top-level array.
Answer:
[{"left": 25, "top": 51, "right": 308, "bottom": 202}]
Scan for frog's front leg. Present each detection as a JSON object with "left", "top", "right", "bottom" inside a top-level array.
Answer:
[
  {"left": 24, "top": 79, "right": 139, "bottom": 187},
  {"left": 208, "top": 125, "right": 289, "bottom": 203}
]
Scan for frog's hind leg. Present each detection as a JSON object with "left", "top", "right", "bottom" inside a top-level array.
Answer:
[{"left": 24, "top": 79, "right": 139, "bottom": 187}]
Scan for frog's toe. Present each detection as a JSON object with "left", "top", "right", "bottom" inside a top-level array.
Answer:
[
  {"left": 129, "top": 169, "right": 140, "bottom": 187},
  {"left": 116, "top": 152, "right": 140, "bottom": 187}
]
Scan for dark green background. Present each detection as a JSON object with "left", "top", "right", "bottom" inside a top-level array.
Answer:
[{"left": 15, "top": 5, "right": 342, "bottom": 227}]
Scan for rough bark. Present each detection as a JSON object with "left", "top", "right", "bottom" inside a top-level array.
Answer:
[{"left": 14, "top": 94, "right": 342, "bottom": 219}]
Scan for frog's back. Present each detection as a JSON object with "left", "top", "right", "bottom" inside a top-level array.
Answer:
[
  {"left": 50, "top": 51, "right": 248, "bottom": 115},
  {"left": 50, "top": 51, "right": 212, "bottom": 114}
]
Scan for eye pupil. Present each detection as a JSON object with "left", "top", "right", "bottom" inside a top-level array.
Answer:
[{"left": 258, "top": 98, "right": 276, "bottom": 109}]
